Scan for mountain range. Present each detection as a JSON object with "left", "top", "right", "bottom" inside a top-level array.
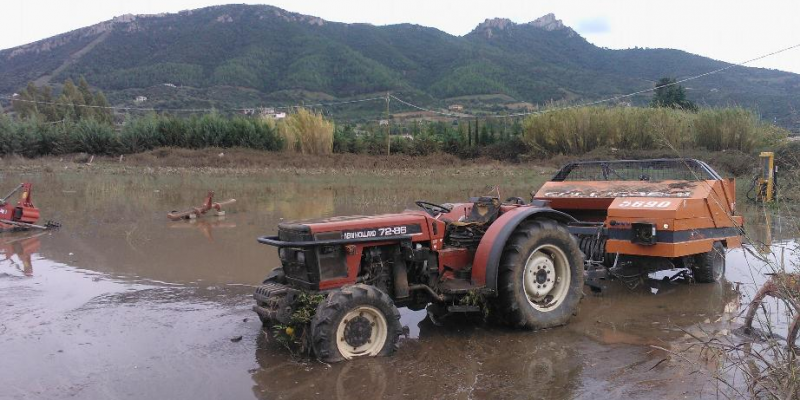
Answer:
[{"left": 0, "top": 4, "right": 798, "bottom": 130}]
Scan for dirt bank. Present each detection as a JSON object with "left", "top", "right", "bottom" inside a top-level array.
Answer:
[
  {"left": 1, "top": 146, "right": 757, "bottom": 176},
  {"left": 0, "top": 148, "right": 555, "bottom": 178}
]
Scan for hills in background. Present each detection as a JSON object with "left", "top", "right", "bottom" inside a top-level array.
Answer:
[{"left": 0, "top": 4, "right": 798, "bottom": 130}]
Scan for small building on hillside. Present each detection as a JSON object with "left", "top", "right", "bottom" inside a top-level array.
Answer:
[
  {"left": 379, "top": 119, "right": 389, "bottom": 126},
  {"left": 134, "top": 96, "right": 148, "bottom": 103},
  {"left": 259, "top": 107, "right": 286, "bottom": 120},
  {"left": 448, "top": 104, "right": 464, "bottom": 111}
]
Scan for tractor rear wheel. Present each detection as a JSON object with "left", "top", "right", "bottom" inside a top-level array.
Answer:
[
  {"left": 692, "top": 241, "right": 726, "bottom": 283},
  {"left": 493, "top": 219, "right": 584, "bottom": 329},
  {"left": 310, "top": 284, "right": 403, "bottom": 363}
]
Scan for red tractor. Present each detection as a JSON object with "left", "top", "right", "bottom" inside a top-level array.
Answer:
[{"left": 254, "top": 159, "right": 742, "bottom": 362}]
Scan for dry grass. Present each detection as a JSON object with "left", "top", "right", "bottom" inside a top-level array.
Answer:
[{"left": 269, "top": 108, "right": 334, "bottom": 155}]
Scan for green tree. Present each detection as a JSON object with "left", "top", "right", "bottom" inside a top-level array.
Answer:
[
  {"left": 93, "top": 91, "right": 113, "bottom": 124},
  {"left": 12, "top": 82, "right": 40, "bottom": 118},
  {"left": 39, "top": 85, "right": 59, "bottom": 122},
  {"left": 651, "top": 77, "right": 697, "bottom": 111},
  {"left": 58, "top": 79, "right": 84, "bottom": 120},
  {"left": 77, "top": 76, "right": 96, "bottom": 120}
]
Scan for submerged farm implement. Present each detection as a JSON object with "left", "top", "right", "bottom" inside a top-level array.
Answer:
[{"left": 0, "top": 183, "right": 58, "bottom": 232}]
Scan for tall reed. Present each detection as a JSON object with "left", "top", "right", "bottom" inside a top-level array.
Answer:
[
  {"left": 522, "top": 106, "right": 786, "bottom": 156},
  {"left": 275, "top": 108, "right": 334, "bottom": 155}
]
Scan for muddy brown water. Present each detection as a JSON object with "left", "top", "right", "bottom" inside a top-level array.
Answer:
[{"left": 0, "top": 170, "right": 794, "bottom": 400}]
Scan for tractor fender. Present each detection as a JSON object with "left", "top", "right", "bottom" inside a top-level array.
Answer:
[{"left": 471, "top": 207, "right": 577, "bottom": 294}]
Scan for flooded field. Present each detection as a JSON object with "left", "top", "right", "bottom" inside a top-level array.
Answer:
[{"left": 1, "top": 169, "right": 796, "bottom": 400}]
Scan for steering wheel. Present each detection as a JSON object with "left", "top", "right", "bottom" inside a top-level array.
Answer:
[
  {"left": 415, "top": 201, "right": 452, "bottom": 216},
  {"left": 505, "top": 196, "right": 526, "bottom": 205}
]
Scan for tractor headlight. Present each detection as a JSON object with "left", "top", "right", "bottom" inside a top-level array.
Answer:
[
  {"left": 296, "top": 251, "right": 306, "bottom": 264},
  {"left": 631, "top": 223, "right": 657, "bottom": 246}
]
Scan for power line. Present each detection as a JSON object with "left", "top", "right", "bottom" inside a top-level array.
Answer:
[
  {"left": 388, "top": 95, "right": 465, "bottom": 118},
  {"left": 389, "top": 42, "right": 800, "bottom": 120},
  {"left": 0, "top": 93, "right": 386, "bottom": 114},
  {"left": 504, "top": 42, "right": 800, "bottom": 118}
]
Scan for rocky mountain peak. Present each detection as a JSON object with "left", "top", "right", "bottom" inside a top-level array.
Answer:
[
  {"left": 528, "top": 13, "right": 564, "bottom": 31},
  {"left": 472, "top": 18, "right": 515, "bottom": 38},
  {"left": 472, "top": 14, "right": 577, "bottom": 38}
]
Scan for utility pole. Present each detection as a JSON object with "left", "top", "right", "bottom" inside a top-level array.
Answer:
[
  {"left": 474, "top": 117, "right": 479, "bottom": 146},
  {"left": 386, "top": 92, "right": 391, "bottom": 156},
  {"left": 503, "top": 113, "right": 508, "bottom": 140}
]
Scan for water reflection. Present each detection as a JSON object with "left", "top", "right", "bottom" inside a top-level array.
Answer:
[
  {"left": 0, "top": 232, "right": 45, "bottom": 277},
  {"left": 169, "top": 219, "right": 238, "bottom": 242}
]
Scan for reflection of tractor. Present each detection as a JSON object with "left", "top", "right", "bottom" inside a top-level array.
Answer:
[
  {"left": 0, "top": 233, "right": 42, "bottom": 276},
  {"left": 253, "top": 159, "right": 743, "bottom": 362}
]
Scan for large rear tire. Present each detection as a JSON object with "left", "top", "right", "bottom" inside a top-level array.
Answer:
[
  {"left": 692, "top": 241, "right": 726, "bottom": 283},
  {"left": 493, "top": 219, "right": 584, "bottom": 329},
  {"left": 310, "top": 284, "right": 403, "bottom": 363}
]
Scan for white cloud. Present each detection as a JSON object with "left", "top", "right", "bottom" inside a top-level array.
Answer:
[{"left": 576, "top": 17, "right": 611, "bottom": 35}]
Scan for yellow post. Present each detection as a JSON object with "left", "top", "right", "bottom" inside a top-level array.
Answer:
[{"left": 758, "top": 151, "right": 775, "bottom": 202}]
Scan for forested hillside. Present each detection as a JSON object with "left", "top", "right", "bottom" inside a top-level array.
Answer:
[{"left": 1, "top": 4, "right": 798, "bottom": 129}]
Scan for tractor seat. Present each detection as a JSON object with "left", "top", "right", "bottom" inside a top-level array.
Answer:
[{"left": 450, "top": 197, "right": 501, "bottom": 227}]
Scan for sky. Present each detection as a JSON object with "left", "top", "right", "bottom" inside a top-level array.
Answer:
[{"left": 2, "top": 0, "right": 800, "bottom": 74}]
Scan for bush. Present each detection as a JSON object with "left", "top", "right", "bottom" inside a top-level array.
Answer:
[
  {"left": 0, "top": 113, "right": 284, "bottom": 157},
  {"left": 522, "top": 106, "right": 787, "bottom": 156}
]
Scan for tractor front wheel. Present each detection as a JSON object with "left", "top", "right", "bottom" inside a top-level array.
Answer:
[
  {"left": 310, "top": 284, "right": 403, "bottom": 363},
  {"left": 493, "top": 220, "right": 584, "bottom": 329},
  {"left": 692, "top": 241, "right": 726, "bottom": 283}
]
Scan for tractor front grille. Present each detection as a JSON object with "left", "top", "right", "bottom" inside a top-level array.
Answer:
[{"left": 277, "top": 226, "right": 319, "bottom": 289}]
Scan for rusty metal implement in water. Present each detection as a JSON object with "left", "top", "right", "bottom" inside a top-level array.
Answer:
[
  {"left": 1, "top": 183, "right": 60, "bottom": 232},
  {"left": 167, "top": 191, "right": 236, "bottom": 221}
]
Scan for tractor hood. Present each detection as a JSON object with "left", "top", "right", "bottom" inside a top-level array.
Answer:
[
  {"left": 278, "top": 211, "right": 431, "bottom": 241},
  {"left": 535, "top": 180, "right": 703, "bottom": 211}
]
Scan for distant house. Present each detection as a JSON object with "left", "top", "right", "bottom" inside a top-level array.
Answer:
[
  {"left": 134, "top": 96, "right": 148, "bottom": 103},
  {"left": 379, "top": 119, "right": 389, "bottom": 126},
  {"left": 241, "top": 108, "right": 256, "bottom": 116},
  {"left": 448, "top": 104, "right": 464, "bottom": 111},
  {"left": 258, "top": 108, "right": 286, "bottom": 120},
  {"left": 163, "top": 83, "right": 177, "bottom": 88}
]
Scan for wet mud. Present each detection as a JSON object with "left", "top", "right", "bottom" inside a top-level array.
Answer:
[{"left": 0, "top": 170, "right": 793, "bottom": 399}]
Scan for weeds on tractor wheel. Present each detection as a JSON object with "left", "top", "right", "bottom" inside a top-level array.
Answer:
[{"left": 271, "top": 293, "right": 325, "bottom": 355}]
